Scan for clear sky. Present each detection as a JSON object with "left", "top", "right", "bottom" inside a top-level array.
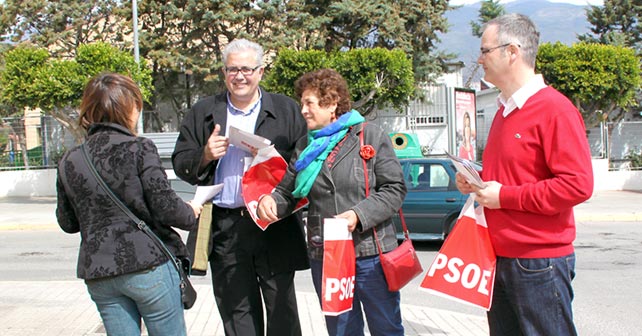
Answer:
[{"left": 449, "top": 0, "right": 603, "bottom": 6}]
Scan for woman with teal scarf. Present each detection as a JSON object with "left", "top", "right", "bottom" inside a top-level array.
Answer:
[{"left": 257, "top": 69, "right": 407, "bottom": 336}]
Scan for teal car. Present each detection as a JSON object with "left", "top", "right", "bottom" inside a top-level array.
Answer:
[{"left": 394, "top": 156, "right": 480, "bottom": 241}]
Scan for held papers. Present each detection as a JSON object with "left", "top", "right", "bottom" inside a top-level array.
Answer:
[
  {"left": 192, "top": 183, "right": 224, "bottom": 205},
  {"left": 229, "top": 126, "right": 271, "bottom": 152},
  {"left": 190, "top": 127, "right": 266, "bottom": 206},
  {"left": 446, "top": 152, "right": 486, "bottom": 189}
]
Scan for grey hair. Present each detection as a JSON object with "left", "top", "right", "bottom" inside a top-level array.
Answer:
[
  {"left": 222, "top": 39, "right": 264, "bottom": 66},
  {"left": 484, "top": 13, "right": 540, "bottom": 68}
]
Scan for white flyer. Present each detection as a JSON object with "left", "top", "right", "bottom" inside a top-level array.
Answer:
[
  {"left": 228, "top": 126, "right": 271, "bottom": 153},
  {"left": 192, "top": 183, "right": 224, "bottom": 205}
]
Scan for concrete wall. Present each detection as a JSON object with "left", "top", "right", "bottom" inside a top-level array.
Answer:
[
  {"left": 592, "top": 159, "right": 642, "bottom": 191},
  {"left": 0, "top": 169, "right": 58, "bottom": 197},
  {"left": 1, "top": 160, "right": 640, "bottom": 198}
]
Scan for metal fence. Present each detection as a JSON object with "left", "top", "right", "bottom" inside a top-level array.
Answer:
[
  {"left": 0, "top": 116, "right": 75, "bottom": 171},
  {"left": 1, "top": 115, "right": 641, "bottom": 171},
  {"left": 587, "top": 121, "right": 642, "bottom": 170}
]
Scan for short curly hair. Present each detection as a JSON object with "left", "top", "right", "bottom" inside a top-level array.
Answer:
[{"left": 294, "top": 69, "right": 352, "bottom": 117}]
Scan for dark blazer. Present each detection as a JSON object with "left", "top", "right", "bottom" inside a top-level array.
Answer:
[
  {"left": 56, "top": 123, "right": 197, "bottom": 280},
  {"left": 172, "top": 88, "right": 309, "bottom": 274}
]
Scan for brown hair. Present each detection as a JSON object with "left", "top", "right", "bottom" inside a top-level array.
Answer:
[
  {"left": 294, "top": 68, "right": 352, "bottom": 117},
  {"left": 78, "top": 73, "right": 143, "bottom": 133}
]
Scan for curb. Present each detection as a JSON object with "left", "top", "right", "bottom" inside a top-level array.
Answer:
[
  {"left": 0, "top": 223, "right": 60, "bottom": 231},
  {"left": 1, "top": 215, "right": 641, "bottom": 232},
  {"left": 575, "top": 214, "right": 642, "bottom": 222}
]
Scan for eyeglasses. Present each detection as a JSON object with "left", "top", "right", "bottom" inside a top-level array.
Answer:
[
  {"left": 224, "top": 65, "right": 261, "bottom": 76},
  {"left": 480, "top": 43, "right": 512, "bottom": 55}
]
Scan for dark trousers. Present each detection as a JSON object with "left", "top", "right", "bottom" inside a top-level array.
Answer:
[
  {"left": 209, "top": 211, "right": 302, "bottom": 336},
  {"left": 487, "top": 254, "right": 577, "bottom": 336}
]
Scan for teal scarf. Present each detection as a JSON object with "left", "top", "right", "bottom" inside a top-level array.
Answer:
[{"left": 292, "top": 110, "right": 365, "bottom": 198}]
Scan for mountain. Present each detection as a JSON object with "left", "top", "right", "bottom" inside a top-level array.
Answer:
[{"left": 437, "top": 0, "right": 593, "bottom": 84}]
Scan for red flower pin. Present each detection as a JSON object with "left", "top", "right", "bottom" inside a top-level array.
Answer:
[{"left": 360, "top": 145, "right": 376, "bottom": 160}]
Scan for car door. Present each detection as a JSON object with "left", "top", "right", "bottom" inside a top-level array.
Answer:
[{"left": 397, "top": 159, "right": 463, "bottom": 240}]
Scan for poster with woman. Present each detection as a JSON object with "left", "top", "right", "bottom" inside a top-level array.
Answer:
[{"left": 455, "top": 89, "right": 477, "bottom": 161}]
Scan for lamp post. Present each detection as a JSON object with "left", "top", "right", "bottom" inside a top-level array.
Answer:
[
  {"left": 133, "top": 0, "right": 143, "bottom": 134},
  {"left": 596, "top": 110, "right": 607, "bottom": 159},
  {"left": 133, "top": 0, "right": 139, "bottom": 64}
]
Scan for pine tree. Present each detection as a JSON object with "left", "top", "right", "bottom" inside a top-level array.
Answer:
[
  {"left": 465, "top": 0, "right": 505, "bottom": 87},
  {"left": 579, "top": 0, "right": 642, "bottom": 52}
]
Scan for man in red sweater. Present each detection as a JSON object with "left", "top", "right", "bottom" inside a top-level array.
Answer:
[{"left": 456, "top": 13, "right": 593, "bottom": 336}]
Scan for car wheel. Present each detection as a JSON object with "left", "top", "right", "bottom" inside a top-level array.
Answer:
[{"left": 444, "top": 216, "right": 458, "bottom": 238}]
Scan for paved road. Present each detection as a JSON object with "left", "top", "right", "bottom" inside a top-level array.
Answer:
[{"left": 0, "top": 190, "right": 641, "bottom": 335}]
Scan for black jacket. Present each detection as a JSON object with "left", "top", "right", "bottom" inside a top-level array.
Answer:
[
  {"left": 172, "top": 88, "right": 310, "bottom": 274},
  {"left": 56, "top": 123, "right": 196, "bottom": 280}
]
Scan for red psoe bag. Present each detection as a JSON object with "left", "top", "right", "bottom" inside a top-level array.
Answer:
[
  {"left": 420, "top": 194, "right": 496, "bottom": 310},
  {"left": 242, "top": 146, "right": 308, "bottom": 230},
  {"left": 321, "top": 218, "right": 356, "bottom": 316}
]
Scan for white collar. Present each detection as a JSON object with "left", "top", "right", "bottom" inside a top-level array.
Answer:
[{"left": 497, "top": 74, "right": 546, "bottom": 116}]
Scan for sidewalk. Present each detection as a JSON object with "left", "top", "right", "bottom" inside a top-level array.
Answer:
[
  {"left": 0, "top": 190, "right": 640, "bottom": 335},
  {"left": 574, "top": 190, "right": 642, "bottom": 222},
  {"left": 0, "top": 280, "right": 488, "bottom": 336}
]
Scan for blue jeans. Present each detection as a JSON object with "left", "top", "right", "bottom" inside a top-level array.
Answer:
[
  {"left": 85, "top": 260, "right": 186, "bottom": 336},
  {"left": 310, "top": 256, "right": 404, "bottom": 336},
  {"left": 488, "top": 254, "right": 577, "bottom": 336}
]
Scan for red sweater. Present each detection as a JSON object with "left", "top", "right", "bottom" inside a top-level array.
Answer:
[{"left": 481, "top": 87, "right": 593, "bottom": 258}]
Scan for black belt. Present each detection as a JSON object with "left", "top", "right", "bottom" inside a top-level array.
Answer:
[{"left": 213, "top": 205, "right": 251, "bottom": 218}]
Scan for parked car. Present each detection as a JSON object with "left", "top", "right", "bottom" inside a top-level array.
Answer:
[{"left": 393, "top": 156, "right": 481, "bottom": 241}]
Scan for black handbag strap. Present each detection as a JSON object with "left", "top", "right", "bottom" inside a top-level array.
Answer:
[
  {"left": 358, "top": 126, "right": 410, "bottom": 256},
  {"left": 80, "top": 143, "right": 188, "bottom": 281}
]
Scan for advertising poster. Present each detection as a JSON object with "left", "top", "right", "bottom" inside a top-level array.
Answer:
[{"left": 454, "top": 89, "right": 477, "bottom": 162}]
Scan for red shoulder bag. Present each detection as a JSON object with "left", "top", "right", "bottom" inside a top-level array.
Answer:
[{"left": 360, "top": 126, "right": 423, "bottom": 292}]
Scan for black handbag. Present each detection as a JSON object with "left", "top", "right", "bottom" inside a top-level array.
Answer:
[{"left": 80, "top": 144, "right": 197, "bottom": 309}]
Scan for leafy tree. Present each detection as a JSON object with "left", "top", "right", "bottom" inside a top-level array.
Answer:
[
  {"left": 0, "top": 43, "right": 18, "bottom": 119},
  {"left": 131, "top": 0, "right": 452, "bottom": 114},
  {"left": 0, "top": 0, "right": 129, "bottom": 57},
  {"left": 579, "top": 0, "right": 642, "bottom": 126},
  {"left": 465, "top": 0, "right": 505, "bottom": 88},
  {"left": 263, "top": 48, "right": 414, "bottom": 115},
  {"left": 579, "top": 0, "right": 642, "bottom": 51},
  {"left": 625, "top": 147, "right": 642, "bottom": 168},
  {"left": 129, "top": 0, "right": 316, "bottom": 128},
  {"left": 0, "top": 0, "right": 453, "bottom": 131},
  {"left": 470, "top": 0, "right": 505, "bottom": 38},
  {"left": 537, "top": 42, "right": 640, "bottom": 127},
  {"left": 285, "top": 0, "right": 453, "bottom": 82},
  {"left": 0, "top": 42, "right": 153, "bottom": 143}
]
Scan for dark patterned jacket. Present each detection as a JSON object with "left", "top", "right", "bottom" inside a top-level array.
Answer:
[{"left": 56, "top": 123, "right": 197, "bottom": 280}]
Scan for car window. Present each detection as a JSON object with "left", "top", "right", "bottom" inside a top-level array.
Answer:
[
  {"left": 430, "top": 164, "right": 449, "bottom": 188},
  {"left": 405, "top": 162, "right": 451, "bottom": 191},
  {"left": 405, "top": 163, "right": 424, "bottom": 188}
]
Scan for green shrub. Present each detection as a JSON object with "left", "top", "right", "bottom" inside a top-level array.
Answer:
[{"left": 625, "top": 147, "right": 642, "bottom": 169}]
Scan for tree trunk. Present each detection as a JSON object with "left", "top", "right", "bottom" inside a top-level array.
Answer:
[
  {"left": 19, "top": 133, "right": 29, "bottom": 169},
  {"left": 49, "top": 107, "right": 86, "bottom": 144}
]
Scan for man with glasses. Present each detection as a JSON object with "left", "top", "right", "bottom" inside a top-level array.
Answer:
[
  {"left": 456, "top": 13, "right": 593, "bottom": 335},
  {"left": 172, "top": 38, "right": 308, "bottom": 336}
]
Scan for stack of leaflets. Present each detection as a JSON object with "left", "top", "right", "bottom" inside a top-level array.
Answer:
[
  {"left": 229, "top": 126, "right": 271, "bottom": 151},
  {"left": 446, "top": 152, "right": 485, "bottom": 189}
]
